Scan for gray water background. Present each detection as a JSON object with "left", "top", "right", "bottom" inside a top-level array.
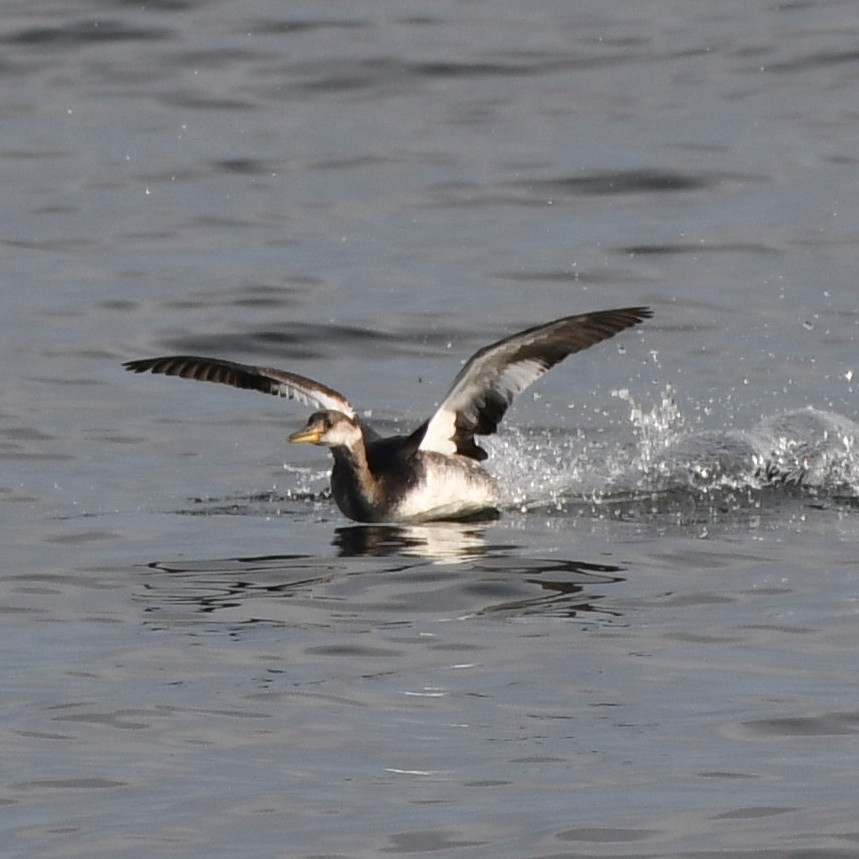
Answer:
[{"left": 2, "top": 1, "right": 859, "bottom": 856}]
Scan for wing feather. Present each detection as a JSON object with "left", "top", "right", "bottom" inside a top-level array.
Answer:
[
  {"left": 123, "top": 355, "right": 356, "bottom": 418},
  {"left": 418, "top": 307, "right": 652, "bottom": 459}
]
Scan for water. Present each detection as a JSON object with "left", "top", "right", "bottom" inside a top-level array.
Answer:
[{"left": 3, "top": 1, "right": 859, "bottom": 856}]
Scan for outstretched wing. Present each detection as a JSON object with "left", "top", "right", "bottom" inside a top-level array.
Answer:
[
  {"left": 417, "top": 307, "right": 652, "bottom": 460},
  {"left": 123, "top": 355, "right": 357, "bottom": 418}
]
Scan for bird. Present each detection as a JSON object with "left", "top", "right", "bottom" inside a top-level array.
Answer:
[{"left": 124, "top": 306, "right": 652, "bottom": 523}]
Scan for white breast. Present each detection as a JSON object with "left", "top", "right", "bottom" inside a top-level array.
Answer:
[{"left": 391, "top": 454, "right": 498, "bottom": 522}]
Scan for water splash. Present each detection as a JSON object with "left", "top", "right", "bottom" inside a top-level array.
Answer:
[
  {"left": 616, "top": 385, "right": 687, "bottom": 464},
  {"left": 490, "top": 388, "right": 859, "bottom": 522},
  {"left": 280, "top": 461, "right": 330, "bottom": 498},
  {"left": 753, "top": 409, "right": 858, "bottom": 494}
]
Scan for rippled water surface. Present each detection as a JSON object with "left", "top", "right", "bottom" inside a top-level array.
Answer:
[{"left": 3, "top": 2, "right": 859, "bottom": 857}]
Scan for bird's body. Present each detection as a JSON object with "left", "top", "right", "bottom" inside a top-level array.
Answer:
[
  {"left": 331, "top": 431, "right": 497, "bottom": 522},
  {"left": 124, "top": 306, "right": 651, "bottom": 523}
]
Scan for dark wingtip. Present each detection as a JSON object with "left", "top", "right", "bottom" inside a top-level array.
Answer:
[
  {"left": 123, "top": 358, "right": 152, "bottom": 373},
  {"left": 625, "top": 306, "right": 653, "bottom": 322}
]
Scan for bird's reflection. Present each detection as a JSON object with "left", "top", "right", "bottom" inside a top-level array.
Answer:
[{"left": 332, "top": 520, "right": 498, "bottom": 561}]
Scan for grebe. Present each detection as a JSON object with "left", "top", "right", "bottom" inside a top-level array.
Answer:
[{"left": 124, "top": 306, "right": 651, "bottom": 522}]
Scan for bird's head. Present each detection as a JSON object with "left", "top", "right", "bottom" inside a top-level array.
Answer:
[{"left": 288, "top": 410, "right": 361, "bottom": 449}]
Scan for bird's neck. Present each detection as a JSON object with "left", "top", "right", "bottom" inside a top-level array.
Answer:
[
  {"left": 331, "top": 435, "right": 368, "bottom": 473},
  {"left": 329, "top": 432, "right": 383, "bottom": 518}
]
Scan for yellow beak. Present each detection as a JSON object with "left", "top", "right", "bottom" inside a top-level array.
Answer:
[{"left": 288, "top": 427, "right": 323, "bottom": 445}]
